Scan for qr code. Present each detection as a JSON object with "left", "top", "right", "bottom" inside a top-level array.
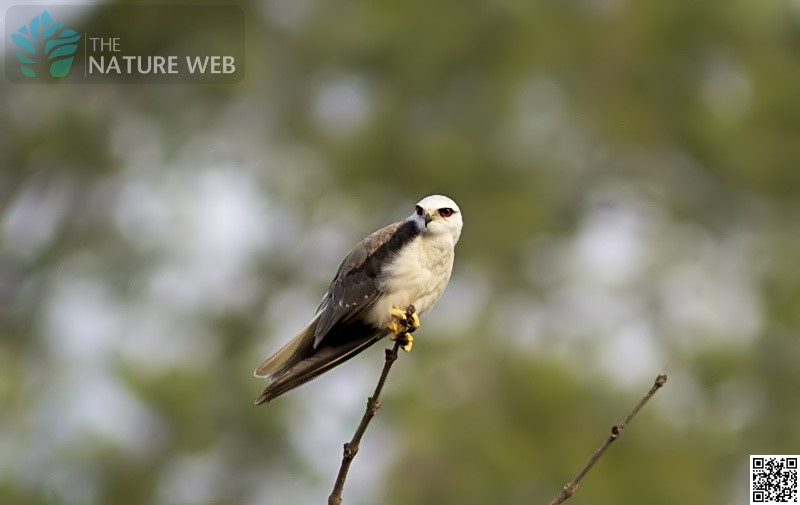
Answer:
[{"left": 751, "top": 455, "right": 799, "bottom": 504}]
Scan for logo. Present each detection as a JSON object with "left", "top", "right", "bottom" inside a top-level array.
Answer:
[
  {"left": 6, "top": 5, "right": 244, "bottom": 84},
  {"left": 11, "top": 10, "right": 80, "bottom": 78}
]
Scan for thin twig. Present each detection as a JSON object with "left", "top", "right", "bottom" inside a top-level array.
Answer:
[
  {"left": 548, "top": 374, "right": 668, "bottom": 505},
  {"left": 328, "top": 305, "right": 416, "bottom": 505}
]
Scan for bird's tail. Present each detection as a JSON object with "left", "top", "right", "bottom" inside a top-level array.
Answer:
[
  {"left": 254, "top": 324, "right": 381, "bottom": 405},
  {"left": 253, "top": 316, "right": 319, "bottom": 380}
]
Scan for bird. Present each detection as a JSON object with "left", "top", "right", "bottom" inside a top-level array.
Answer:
[{"left": 253, "top": 194, "right": 463, "bottom": 405}]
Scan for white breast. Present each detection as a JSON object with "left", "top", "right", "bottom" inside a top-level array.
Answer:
[{"left": 366, "top": 233, "right": 456, "bottom": 329}]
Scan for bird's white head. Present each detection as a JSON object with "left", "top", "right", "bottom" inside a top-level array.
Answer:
[{"left": 408, "top": 194, "right": 463, "bottom": 242}]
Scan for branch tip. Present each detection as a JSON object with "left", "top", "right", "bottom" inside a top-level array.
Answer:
[{"left": 548, "top": 374, "right": 667, "bottom": 505}]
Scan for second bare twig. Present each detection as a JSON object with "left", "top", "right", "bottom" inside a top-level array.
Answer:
[{"left": 548, "top": 374, "right": 668, "bottom": 505}]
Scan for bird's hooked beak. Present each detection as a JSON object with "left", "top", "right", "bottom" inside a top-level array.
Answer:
[{"left": 424, "top": 212, "right": 434, "bottom": 227}]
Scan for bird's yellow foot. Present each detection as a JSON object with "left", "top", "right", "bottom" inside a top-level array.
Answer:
[
  {"left": 388, "top": 305, "right": 418, "bottom": 352},
  {"left": 389, "top": 331, "right": 414, "bottom": 352},
  {"left": 389, "top": 305, "right": 419, "bottom": 332},
  {"left": 390, "top": 307, "right": 408, "bottom": 322},
  {"left": 387, "top": 321, "right": 404, "bottom": 336},
  {"left": 409, "top": 312, "right": 420, "bottom": 330}
]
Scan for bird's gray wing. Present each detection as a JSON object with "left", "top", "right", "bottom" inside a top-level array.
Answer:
[{"left": 313, "top": 219, "right": 420, "bottom": 348}]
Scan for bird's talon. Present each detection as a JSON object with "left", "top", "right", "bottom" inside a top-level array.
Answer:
[
  {"left": 409, "top": 312, "right": 420, "bottom": 330},
  {"left": 398, "top": 305, "right": 419, "bottom": 333},
  {"left": 388, "top": 322, "right": 404, "bottom": 337},
  {"left": 401, "top": 334, "right": 414, "bottom": 352},
  {"left": 390, "top": 307, "right": 408, "bottom": 321}
]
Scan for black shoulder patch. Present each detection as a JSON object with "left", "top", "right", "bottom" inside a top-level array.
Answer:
[{"left": 357, "top": 219, "right": 419, "bottom": 277}]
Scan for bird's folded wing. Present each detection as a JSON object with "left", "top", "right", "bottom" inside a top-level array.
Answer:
[{"left": 314, "top": 220, "right": 419, "bottom": 348}]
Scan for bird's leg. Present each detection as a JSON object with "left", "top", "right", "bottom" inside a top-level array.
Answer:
[{"left": 388, "top": 305, "right": 418, "bottom": 352}]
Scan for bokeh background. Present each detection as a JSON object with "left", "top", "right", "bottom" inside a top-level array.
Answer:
[{"left": 2, "top": 1, "right": 800, "bottom": 504}]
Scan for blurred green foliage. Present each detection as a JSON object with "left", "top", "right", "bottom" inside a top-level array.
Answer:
[{"left": 2, "top": 1, "right": 799, "bottom": 504}]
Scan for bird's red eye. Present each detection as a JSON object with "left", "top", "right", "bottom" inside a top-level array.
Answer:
[
  {"left": 415, "top": 205, "right": 424, "bottom": 216},
  {"left": 438, "top": 208, "right": 454, "bottom": 218}
]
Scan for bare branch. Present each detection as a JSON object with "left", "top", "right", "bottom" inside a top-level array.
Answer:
[
  {"left": 548, "top": 374, "right": 668, "bottom": 505},
  {"left": 328, "top": 305, "right": 416, "bottom": 505}
]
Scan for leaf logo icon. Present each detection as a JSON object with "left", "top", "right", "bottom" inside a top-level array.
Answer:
[{"left": 11, "top": 10, "right": 81, "bottom": 78}]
